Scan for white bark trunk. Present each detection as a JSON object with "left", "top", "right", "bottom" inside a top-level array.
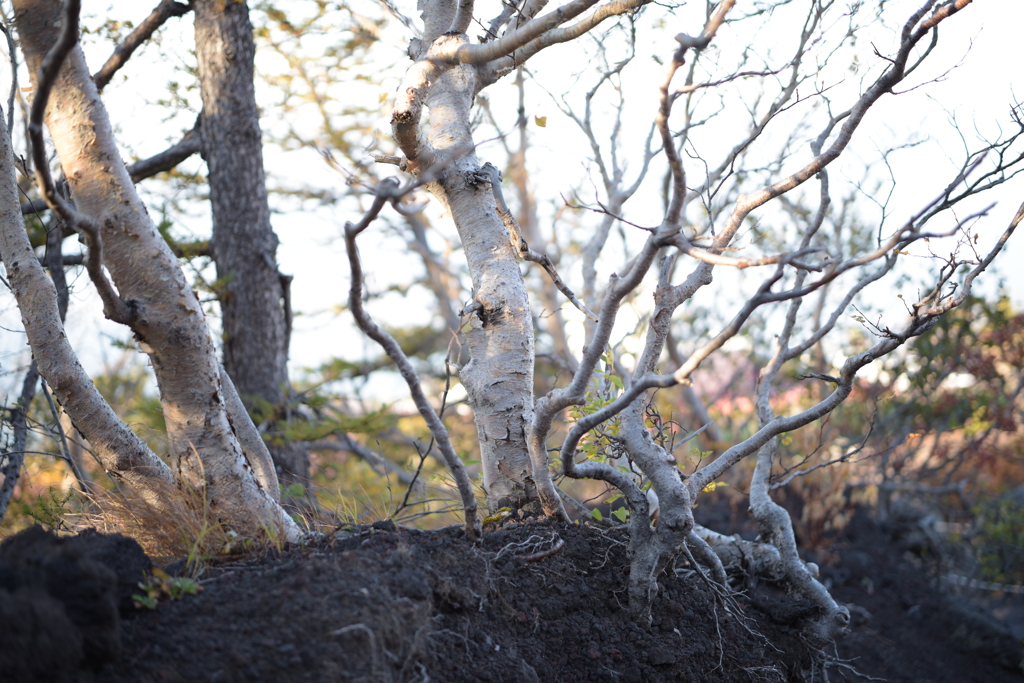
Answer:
[
  {"left": 423, "top": 62, "right": 539, "bottom": 508},
  {"left": 15, "top": 0, "right": 299, "bottom": 540},
  {"left": 0, "top": 99, "right": 174, "bottom": 498}
]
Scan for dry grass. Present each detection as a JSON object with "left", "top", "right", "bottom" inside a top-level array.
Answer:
[{"left": 69, "top": 476, "right": 286, "bottom": 572}]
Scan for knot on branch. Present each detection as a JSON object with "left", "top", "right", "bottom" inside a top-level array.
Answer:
[
  {"left": 466, "top": 163, "right": 498, "bottom": 191},
  {"left": 391, "top": 109, "right": 415, "bottom": 124}
]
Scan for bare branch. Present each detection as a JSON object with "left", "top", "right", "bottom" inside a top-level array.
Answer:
[
  {"left": 674, "top": 0, "right": 735, "bottom": 51},
  {"left": 126, "top": 117, "right": 202, "bottom": 182},
  {"left": 481, "top": 162, "right": 598, "bottom": 320},
  {"left": 918, "top": 0, "right": 973, "bottom": 31},
  {"left": 459, "top": 0, "right": 600, "bottom": 64},
  {"left": 689, "top": 199, "right": 1023, "bottom": 501},
  {"left": 672, "top": 234, "right": 825, "bottom": 270},
  {"left": 345, "top": 178, "right": 482, "bottom": 541},
  {"left": 657, "top": 46, "right": 687, "bottom": 229},
  {"left": 92, "top": 0, "right": 192, "bottom": 92},
  {"left": 491, "top": 0, "right": 645, "bottom": 77}
]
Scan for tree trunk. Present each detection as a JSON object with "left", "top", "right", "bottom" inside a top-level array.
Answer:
[
  {"left": 193, "top": 0, "right": 309, "bottom": 492},
  {"left": 0, "top": 95, "right": 174, "bottom": 502},
  {"left": 15, "top": 0, "right": 298, "bottom": 540},
  {"left": 423, "top": 63, "right": 539, "bottom": 509}
]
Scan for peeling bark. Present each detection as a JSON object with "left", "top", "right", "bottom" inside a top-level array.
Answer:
[
  {"left": 434, "top": 160, "right": 538, "bottom": 506},
  {"left": 415, "top": 59, "right": 539, "bottom": 509}
]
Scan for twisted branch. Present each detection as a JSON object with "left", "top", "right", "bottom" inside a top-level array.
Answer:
[{"left": 345, "top": 178, "right": 482, "bottom": 541}]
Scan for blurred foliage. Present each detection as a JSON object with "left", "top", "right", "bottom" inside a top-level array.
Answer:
[
  {"left": 973, "top": 493, "right": 1024, "bottom": 585},
  {"left": 254, "top": 0, "right": 386, "bottom": 174},
  {"left": 91, "top": 352, "right": 169, "bottom": 457},
  {"left": 652, "top": 295, "right": 1024, "bottom": 553},
  {"left": 15, "top": 486, "right": 76, "bottom": 533},
  {"left": 863, "top": 295, "right": 1024, "bottom": 491},
  {"left": 271, "top": 402, "right": 396, "bottom": 445}
]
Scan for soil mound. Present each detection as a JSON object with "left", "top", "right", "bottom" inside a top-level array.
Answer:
[
  {"left": 1, "top": 512, "right": 1021, "bottom": 682},
  {"left": 99, "top": 519, "right": 792, "bottom": 683}
]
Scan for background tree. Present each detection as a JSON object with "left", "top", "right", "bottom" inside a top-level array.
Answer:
[{"left": 193, "top": 0, "right": 309, "bottom": 491}]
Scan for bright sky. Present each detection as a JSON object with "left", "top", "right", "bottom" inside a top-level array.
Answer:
[{"left": 1, "top": 0, "right": 1022, "bottom": 403}]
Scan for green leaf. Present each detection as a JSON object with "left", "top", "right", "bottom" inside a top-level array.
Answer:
[
  {"left": 611, "top": 507, "right": 629, "bottom": 522},
  {"left": 591, "top": 508, "right": 603, "bottom": 522},
  {"left": 133, "top": 594, "right": 158, "bottom": 610}
]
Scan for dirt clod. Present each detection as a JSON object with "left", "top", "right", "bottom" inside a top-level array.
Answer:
[{"left": 0, "top": 525, "right": 126, "bottom": 675}]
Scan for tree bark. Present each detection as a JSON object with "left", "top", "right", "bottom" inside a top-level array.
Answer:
[
  {"left": 15, "top": 0, "right": 298, "bottom": 540},
  {"left": 0, "top": 93, "right": 174, "bottom": 501},
  {"left": 193, "top": 0, "right": 309, "bottom": 491},
  {"left": 423, "top": 62, "right": 539, "bottom": 509}
]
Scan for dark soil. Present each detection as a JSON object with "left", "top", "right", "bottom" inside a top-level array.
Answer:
[
  {"left": 827, "top": 511, "right": 1024, "bottom": 682},
  {"left": 1, "top": 507, "right": 1021, "bottom": 683}
]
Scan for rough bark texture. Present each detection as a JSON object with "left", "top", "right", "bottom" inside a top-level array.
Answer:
[
  {"left": 425, "top": 63, "right": 538, "bottom": 508},
  {"left": 15, "top": 0, "right": 298, "bottom": 540},
  {"left": 193, "top": 0, "right": 308, "bottom": 490}
]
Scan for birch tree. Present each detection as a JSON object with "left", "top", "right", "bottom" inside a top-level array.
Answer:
[
  {"left": 4, "top": 0, "right": 304, "bottom": 539},
  {"left": 3, "top": 0, "right": 1022, "bottom": 643},
  {"left": 342, "top": 0, "right": 1024, "bottom": 631}
]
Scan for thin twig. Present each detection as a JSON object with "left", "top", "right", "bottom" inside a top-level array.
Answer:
[
  {"left": 39, "top": 378, "right": 92, "bottom": 493},
  {"left": 480, "top": 162, "right": 598, "bottom": 321},
  {"left": 345, "top": 178, "right": 481, "bottom": 541}
]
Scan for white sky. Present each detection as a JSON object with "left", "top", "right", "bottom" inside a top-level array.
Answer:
[{"left": 1, "top": 0, "right": 1022, "bottom": 404}]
